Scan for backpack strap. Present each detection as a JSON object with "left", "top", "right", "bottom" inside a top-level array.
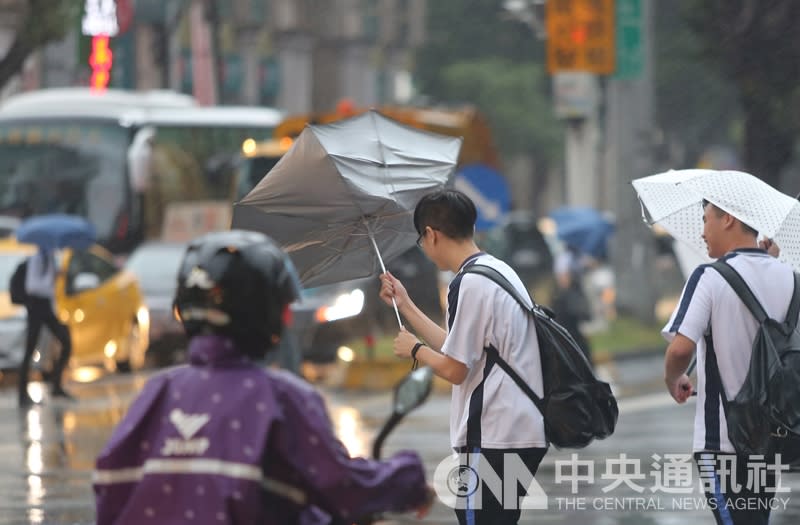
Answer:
[
  {"left": 787, "top": 273, "right": 800, "bottom": 332},
  {"left": 463, "top": 264, "right": 534, "bottom": 313},
  {"left": 710, "top": 261, "right": 768, "bottom": 323},
  {"left": 711, "top": 260, "right": 800, "bottom": 330},
  {"left": 485, "top": 345, "right": 545, "bottom": 413},
  {"left": 462, "top": 265, "right": 546, "bottom": 411}
]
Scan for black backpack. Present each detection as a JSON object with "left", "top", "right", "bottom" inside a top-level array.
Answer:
[
  {"left": 463, "top": 264, "right": 619, "bottom": 449},
  {"left": 709, "top": 261, "right": 800, "bottom": 464},
  {"left": 9, "top": 259, "right": 28, "bottom": 305}
]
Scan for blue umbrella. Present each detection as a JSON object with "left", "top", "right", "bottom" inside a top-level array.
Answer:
[
  {"left": 16, "top": 214, "right": 96, "bottom": 250},
  {"left": 549, "top": 207, "right": 614, "bottom": 259}
]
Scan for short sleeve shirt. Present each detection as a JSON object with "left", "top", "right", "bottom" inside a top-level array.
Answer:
[
  {"left": 662, "top": 249, "right": 796, "bottom": 453},
  {"left": 442, "top": 253, "right": 546, "bottom": 450}
]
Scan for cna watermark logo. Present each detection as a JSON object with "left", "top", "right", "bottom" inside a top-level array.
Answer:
[
  {"left": 432, "top": 452, "right": 793, "bottom": 512},
  {"left": 433, "top": 452, "right": 548, "bottom": 510}
]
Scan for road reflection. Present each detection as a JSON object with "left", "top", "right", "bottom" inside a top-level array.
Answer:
[{"left": 331, "top": 405, "right": 370, "bottom": 458}]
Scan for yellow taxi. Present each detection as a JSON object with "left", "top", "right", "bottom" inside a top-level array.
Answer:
[{"left": 0, "top": 238, "right": 149, "bottom": 375}]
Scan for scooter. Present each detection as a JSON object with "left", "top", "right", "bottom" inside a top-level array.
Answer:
[
  {"left": 351, "top": 365, "right": 434, "bottom": 525},
  {"left": 372, "top": 365, "right": 434, "bottom": 459}
]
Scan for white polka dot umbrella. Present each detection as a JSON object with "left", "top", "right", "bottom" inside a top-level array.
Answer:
[{"left": 632, "top": 169, "right": 800, "bottom": 270}]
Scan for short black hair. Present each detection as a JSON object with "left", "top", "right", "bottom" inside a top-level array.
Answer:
[
  {"left": 702, "top": 199, "right": 758, "bottom": 237},
  {"left": 413, "top": 189, "right": 477, "bottom": 240}
]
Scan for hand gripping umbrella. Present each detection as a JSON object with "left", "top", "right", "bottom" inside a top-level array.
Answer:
[
  {"left": 232, "top": 110, "right": 463, "bottom": 326},
  {"left": 632, "top": 169, "right": 800, "bottom": 270}
]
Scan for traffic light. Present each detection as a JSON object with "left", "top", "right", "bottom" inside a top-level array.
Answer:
[{"left": 546, "top": 0, "right": 615, "bottom": 74}]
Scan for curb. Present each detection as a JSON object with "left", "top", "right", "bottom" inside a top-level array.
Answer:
[
  {"left": 331, "top": 358, "right": 450, "bottom": 393},
  {"left": 332, "top": 347, "right": 665, "bottom": 392},
  {"left": 592, "top": 346, "right": 663, "bottom": 365}
]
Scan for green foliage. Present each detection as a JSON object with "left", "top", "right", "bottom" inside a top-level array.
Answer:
[
  {"left": 674, "top": 0, "right": 800, "bottom": 187},
  {"left": 588, "top": 316, "right": 666, "bottom": 356},
  {"left": 0, "top": 0, "right": 84, "bottom": 90},
  {"left": 347, "top": 314, "right": 665, "bottom": 361},
  {"left": 654, "top": 2, "right": 740, "bottom": 163},
  {"left": 415, "top": 0, "right": 543, "bottom": 97},
  {"left": 439, "top": 59, "right": 563, "bottom": 162},
  {"left": 414, "top": 0, "right": 560, "bottom": 161}
]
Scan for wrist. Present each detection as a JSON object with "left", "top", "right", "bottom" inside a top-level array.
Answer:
[{"left": 411, "top": 342, "right": 424, "bottom": 360}]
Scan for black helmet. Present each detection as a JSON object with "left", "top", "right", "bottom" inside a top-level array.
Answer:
[{"left": 174, "top": 230, "right": 301, "bottom": 357}]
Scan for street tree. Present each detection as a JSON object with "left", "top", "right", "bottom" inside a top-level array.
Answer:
[
  {"left": 683, "top": 0, "right": 800, "bottom": 188},
  {"left": 654, "top": 2, "right": 739, "bottom": 168},
  {"left": 440, "top": 58, "right": 562, "bottom": 167},
  {"left": 414, "top": 0, "right": 561, "bottom": 209},
  {"left": 0, "top": 0, "right": 83, "bottom": 91}
]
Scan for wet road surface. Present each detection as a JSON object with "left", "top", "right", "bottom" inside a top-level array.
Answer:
[{"left": 0, "top": 355, "right": 798, "bottom": 524}]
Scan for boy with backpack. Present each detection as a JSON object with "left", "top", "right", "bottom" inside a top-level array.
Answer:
[
  {"left": 664, "top": 200, "right": 793, "bottom": 525},
  {"left": 379, "top": 190, "right": 548, "bottom": 525}
]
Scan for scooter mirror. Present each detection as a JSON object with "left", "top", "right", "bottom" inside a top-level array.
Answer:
[{"left": 392, "top": 366, "right": 433, "bottom": 418}]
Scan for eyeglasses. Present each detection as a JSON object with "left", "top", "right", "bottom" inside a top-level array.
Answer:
[
  {"left": 416, "top": 230, "right": 426, "bottom": 247},
  {"left": 416, "top": 227, "right": 436, "bottom": 247}
]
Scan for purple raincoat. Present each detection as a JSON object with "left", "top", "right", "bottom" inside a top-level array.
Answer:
[{"left": 94, "top": 335, "right": 428, "bottom": 524}]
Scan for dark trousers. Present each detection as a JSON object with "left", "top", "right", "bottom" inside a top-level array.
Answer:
[
  {"left": 455, "top": 447, "right": 547, "bottom": 525},
  {"left": 694, "top": 451, "right": 777, "bottom": 525},
  {"left": 20, "top": 296, "right": 72, "bottom": 401}
]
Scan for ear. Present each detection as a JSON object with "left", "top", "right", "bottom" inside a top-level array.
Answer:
[
  {"left": 721, "top": 212, "right": 737, "bottom": 230},
  {"left": 429, "top": 227, "right": 440, "bottom": 245}
]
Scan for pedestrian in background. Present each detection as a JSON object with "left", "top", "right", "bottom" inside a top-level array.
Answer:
[
  {"left": 379, "top": 189, "right": 547, "bottom": 525},
  {"left": 19, "top": 246, "right": 73, "bottom": 407},
  {"left": 94, "top": 231, "right": 433, "bottom": 525},
  {"left": 552, "top": 243, "right": 593, "bottom": 363},
  {"left": 663, "top": 200, "right": 789, "bottom": 525}
]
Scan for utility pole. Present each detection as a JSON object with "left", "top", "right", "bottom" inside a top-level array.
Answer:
[
  {"left": 544, "top": 0, "right": 615, "bottom": 208},
  {"left": 606, "top": 0, "right": 658, "bottom": 321}
]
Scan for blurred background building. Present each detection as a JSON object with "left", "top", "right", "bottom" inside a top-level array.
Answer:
[{"left": 0, "top": 0, "right": 426, "bottom": 113}]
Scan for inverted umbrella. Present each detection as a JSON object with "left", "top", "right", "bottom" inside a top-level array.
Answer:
[
  {"left": 549, "top": 206, "right": 614, "bottom": 259},
  {"left": 232, "top": 110, "right": 462, "bottom": 325},
  {"left": 16, "top": 213, "right": 95, "bottom": 250},
  {"left": 632, "top": 169, "right": 800, "bottom": 270}
]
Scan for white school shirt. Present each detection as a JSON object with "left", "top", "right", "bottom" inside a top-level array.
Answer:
[
  {"left": 662, "top": 248, "right": 797, "bottom": 453},
  {"left": 25, "top": 250, "right": 57, "bottom": 299},
  {"left": 441, "top": 252, "right": 547, "bottom": 450}
]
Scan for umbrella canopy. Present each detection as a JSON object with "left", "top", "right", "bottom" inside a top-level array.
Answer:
[
  {"left": 632, "top": 169, "right": 800, "bottom": 270},
  {"left": 16, "top": 213, "right": 95, "bottom": 250},
  {"left": 232, "top": 110, "right": 462, "bottom": 288},
  {"left": 549, "top": 206, "right": 614, "bottom": 259}
]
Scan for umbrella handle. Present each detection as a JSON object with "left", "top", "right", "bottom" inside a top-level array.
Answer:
[{"left": 367, "top": 230, "right": 404, "bottom": 329}]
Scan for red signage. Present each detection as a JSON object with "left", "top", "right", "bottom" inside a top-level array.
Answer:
[{"left": 89, "top": 35, "right": 113, "bottom": 91}]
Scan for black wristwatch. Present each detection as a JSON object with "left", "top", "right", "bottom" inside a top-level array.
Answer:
[{"left": 411, "top": 342, "right": 424, "bottom": 360}]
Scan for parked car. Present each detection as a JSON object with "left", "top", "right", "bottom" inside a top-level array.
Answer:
[
  {"left": 0, "top": 239, "right": 149, "bottom": 373},
  {"left": 293, "top": 245, "right": 443, "bottom": 363},
  {"left": 123, "top": 241, "right": 187, "bottom": 367},
  {"left": 121, "top": 239, "right": 442, "bottom": 366}
]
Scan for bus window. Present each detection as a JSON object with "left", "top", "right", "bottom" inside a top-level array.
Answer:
[
  {"left": 0, "top": 88, "right": 283, "bottom": 252},
  {"left": 0, "top": 122, "right": 128, "bottom": 242}
]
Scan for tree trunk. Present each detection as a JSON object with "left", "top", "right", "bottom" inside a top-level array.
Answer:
[
  {"left": 0, "top": 36, "right": 33, "bottom": 90},
  {"left": 0, "top": 0, "right": 79, "bottom": 92}
]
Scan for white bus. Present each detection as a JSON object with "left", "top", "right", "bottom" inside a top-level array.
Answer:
[{"left": 0, "top": 88, "right": 283, "bottom": 252}]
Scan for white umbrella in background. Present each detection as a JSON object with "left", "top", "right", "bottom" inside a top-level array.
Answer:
[{"left": 632, "top": 169, "right": 800, "bottom": 271}]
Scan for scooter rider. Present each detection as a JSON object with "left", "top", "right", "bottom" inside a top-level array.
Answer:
[{"left": 93, "top": 230, "right": 434, "bottom": 524}]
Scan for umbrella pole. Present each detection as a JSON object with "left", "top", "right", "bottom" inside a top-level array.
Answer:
[{"left": 367, "top": 231, "right": 404, "bottom": 329}]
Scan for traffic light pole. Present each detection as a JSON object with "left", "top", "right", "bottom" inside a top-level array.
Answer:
[
  {"left": 564, "top": 103, "right": 601, "bottom": 207},
  {"left": 606, "top": 0, "right": 658, "bottom": 322}
]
